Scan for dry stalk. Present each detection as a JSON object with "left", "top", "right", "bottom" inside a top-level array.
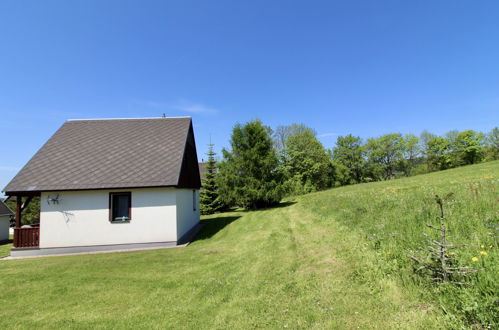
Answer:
[{"left": 409, "top": 194, "right": 480, "bottom": 285}]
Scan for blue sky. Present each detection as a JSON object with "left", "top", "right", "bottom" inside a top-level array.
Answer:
[{"left": 1, "top": 0, "right": 498, "bottom": 193}]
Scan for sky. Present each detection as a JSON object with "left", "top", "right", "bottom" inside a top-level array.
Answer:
[{"left": 1, "top": 0, "right": 498, "bottom": 194}]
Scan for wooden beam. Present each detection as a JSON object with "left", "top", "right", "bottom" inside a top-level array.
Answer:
[
  {"left": 21, "top": 196, "right": 33, "bottom": 211},
  {"left": 15, "top": 196, "right": 22, "bottom": 228}
]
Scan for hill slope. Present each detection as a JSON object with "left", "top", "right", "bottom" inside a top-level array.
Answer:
[{"left": 0, "top": 161, "right": 497, "bottom": 328}]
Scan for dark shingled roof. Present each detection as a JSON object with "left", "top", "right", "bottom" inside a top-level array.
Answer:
[
  {"left": 3, "top": 117, "right": 201, "bottom": 194},
  {"left": 0, "top": 200, "right": 13, "bottom": 216}
]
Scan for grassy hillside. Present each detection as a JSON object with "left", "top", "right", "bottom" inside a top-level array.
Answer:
[
  {"left": 0, "top": 161, "right": 497, "bottom": 329},
  {"left": 303, "top": 160, "right": 498, "bottom": 327}
]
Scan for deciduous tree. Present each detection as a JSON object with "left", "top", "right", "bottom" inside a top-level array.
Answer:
[
  {"left": 273, "top": 124, "right": 316, "bottom": 156},
  {"left": 484, "top": 127, "right": 499, "bottom": 161},
  {"left": 452, "top": 130, "right": 485, "bottom": 165},
  {"left": 331, "top": 134, "right": 365, "bottom": 185},
  {"left": 284, "top": 130, "right": 333, "bottom": 193},
  {"left": 365, "top": 134, "right": 405, "bottom": 180},
  {"left": 426, "top": 136, "right": 451, "bottom": 171},
  {"left": 400, "top": 134, "right": 420, "bottom": 176}
]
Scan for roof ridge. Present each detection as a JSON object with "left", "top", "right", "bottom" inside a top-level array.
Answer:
[{"left": 67, "top": 117, "right": 192, "bottom": 121}]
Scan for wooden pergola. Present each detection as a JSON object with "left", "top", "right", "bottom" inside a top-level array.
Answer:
[{"left": 10, "top": 192, "right": 41, "bottom": 248}]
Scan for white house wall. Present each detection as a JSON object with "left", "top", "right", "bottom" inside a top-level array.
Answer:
[
  {"left": 40, "top": 188, "right": 178, "bottom": 248},
  {"left": 176, "top": 189, "right": 200, "bottom": 240},
  {"left": 0, "top": 215, "right": 10, "bottom": 242}
]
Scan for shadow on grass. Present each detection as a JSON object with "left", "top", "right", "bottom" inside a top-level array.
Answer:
[
  {"left": 0, "top": 239, "right": 13, "bottom": 245},
  {"left": 244, "top": 201, "right": 298, "bottom": 211},
  {"left": 266, "top": 201, "right": 297, "bottom": 209},
  {"left": 234, "top": 201, "right": 299, "bottom": 213},
  {"left": 194, "top": 216, "right": 241, "bottom": 242}
]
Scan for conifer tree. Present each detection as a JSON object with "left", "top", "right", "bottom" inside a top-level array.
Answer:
[
  {"left": 217, "top": 120, "right": 284, "bottom": 209},
  {"left": 200, "top": 143, "right": 224, "bottom": 215}
]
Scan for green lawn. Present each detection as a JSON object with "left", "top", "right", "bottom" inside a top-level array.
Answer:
[
  {"left": 0, "top": 235, "right": 12, "bottom": 258},
  {"left": 0, "top": 161, "right": 497, "bottom": 329}
]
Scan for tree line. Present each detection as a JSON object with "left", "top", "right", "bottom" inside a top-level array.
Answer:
[{"left": 200, "top": 120, "right": 498, "bottom": 214}]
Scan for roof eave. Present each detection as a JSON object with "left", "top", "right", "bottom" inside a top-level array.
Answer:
[{"left": 3, "top": 184, "right": 199, "bottom": 195}]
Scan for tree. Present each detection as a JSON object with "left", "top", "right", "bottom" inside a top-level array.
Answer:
[
  {"left": 5, "top": 196, "right": 40, "bottom": 225},
  {"left": 453, "top": 130, "right": 485, "bottom": 165},
  {"left": 419, "top": 130, "right": 437, "bottom": 172},
  {"left": 331, "top": 134, "right": 365, "bottom": 185},
  {"left": 420, "top": 130, "right": 437, "bottom": 152},
  {"left": 484, "top": 127, "right": 499, "bottom": 161},
  {"left": 426, "top": 136, "right": 451, "bottom": 171},
  {"left": 444, "top": 130, "right": 462, "bottom": 167},
  {"left": 200, "top": 144, "right": 224, "bottom": 215},
  {"left": 283, "top": 130, "right": 333, "bottom": 194},
  {"left": 217, "top": 120, "right": 284, "bottom": 209},
  {"left": 273, "top": 124, "right": 316, "bottom": 156},
  {"left": 400, "top": 134, "right": 420, "bottom": 176},
  {"left": 365, "top": 134, "right": 405, "bottom": 180}
]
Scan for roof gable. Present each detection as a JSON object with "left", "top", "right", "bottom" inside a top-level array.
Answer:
[
  {"left": 177, "top": 122, "right": 201, "bottom": 188},
  {"left": 0, "top": 200, "right": 13, "bottom": 216},
  {"left": 4, "top": 117, "right": 201, "bottom": 193}
]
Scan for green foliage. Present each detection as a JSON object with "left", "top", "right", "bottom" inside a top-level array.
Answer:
[
  {"left": 283, "top": 129, "right": 333, "bottom": 194},
  {"left": 400, "top": 133, "right": 420, "bottom": 176},
  {"left": 426, "top": 136, "right": 451, "bottom": 171},
  {"left": 220, "top": 123, "right": 495, "bottom": 205},
  {"left": 331, "top": 134, "right": 365, "bottom": 185},
  {"left": 448, "top": 130, "right": 485, "bottom": 166},
  {"left": 217, "top": 120, "right": 284, "bottom": 209},
  {"left": 273, "top": 123, "right": 316, "bottom": 156},
  {"left": 5, "top": 197, "right": 40, "bottom": 225},
  {"left": 484, "top": 127, "right": 499, "bottom": 161},
  {"left": 365, "top": 133, "right": 405, "bottom": 180},
  {"left": 423, "top": 130, "right": 486, "bottom": 172},
  {"left": 200, "top": 144, "right": 225, "bottom": 215}
]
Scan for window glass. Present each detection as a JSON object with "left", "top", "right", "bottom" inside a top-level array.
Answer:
[{"left": 110, "top": 193, "right": 131, "bottom": 221}]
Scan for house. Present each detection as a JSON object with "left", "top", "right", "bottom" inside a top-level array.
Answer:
[
  {"left": 3, "top": 117, "right": 201, "bottom": 257},
  {"left": 198, "top": 161, "right": 219, "bottom": 182},
  {"left": 0, "top": 200, "right": 13, "bottom": 242},
  {"left": 198, "top": 162, "right": 208, "bottom": 180}
]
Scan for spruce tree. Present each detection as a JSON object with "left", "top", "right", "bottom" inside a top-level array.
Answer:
[
  {"left": 200, "top": 143, "right": 224, "bottom": 215},
  {"left": 217, "top": 120, "right": 284, "bottom": 209}
]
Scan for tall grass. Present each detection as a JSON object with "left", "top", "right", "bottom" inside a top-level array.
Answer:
[{"left": 303, "top": 160, "right": 498, "bottom": 327}]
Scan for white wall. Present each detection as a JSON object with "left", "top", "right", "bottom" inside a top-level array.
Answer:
[
  {"left": 0, "top": 215, "right": 10, "bottom": 242},
  {"left": 176, "top": 189, "right": 200, "bottom": 239},
  {"left": 40, "top": 188, "right": 178, "bottom": 248}
]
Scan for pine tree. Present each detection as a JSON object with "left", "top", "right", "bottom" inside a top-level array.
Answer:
[{"left": 200, "top": 144, "right": 224, "bottom": 215}]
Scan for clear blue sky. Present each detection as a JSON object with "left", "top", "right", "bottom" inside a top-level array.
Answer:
[{"left": 1, "top": 0, "right": 498, "bottom": 193}]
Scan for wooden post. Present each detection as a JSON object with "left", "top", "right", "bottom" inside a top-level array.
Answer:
[
  {"left": 14, "top": 196, "right": 22, "bottom": 248},
  {"left": 16, "top": 196, "right": 22, "bottom": 228}
]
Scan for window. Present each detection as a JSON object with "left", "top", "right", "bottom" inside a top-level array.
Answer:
[
  {"left": 109, "top": 192, "right": 131, "bottom": 222},
  {"left": 193, "top": 190, "right": 196, "bottom": 211}
]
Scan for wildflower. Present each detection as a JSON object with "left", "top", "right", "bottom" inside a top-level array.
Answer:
[
  {"left": 481, "top": 245, "right": 485, "bottom": 248},
  {"left": 471, "top": 257, "right": 479, "bottom": 262},
  {"left": 480, "top": 251, "right": 488, "bottom": 256}
]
